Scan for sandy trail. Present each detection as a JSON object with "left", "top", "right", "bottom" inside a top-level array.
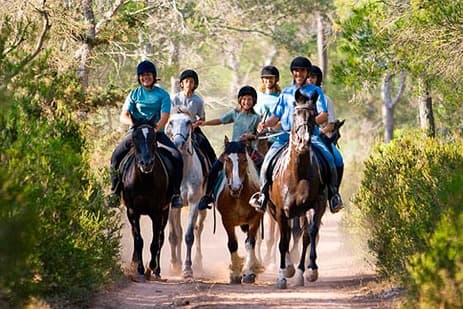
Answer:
[{"left": 91, "top": 208, "right": 400, "bottom": 308}]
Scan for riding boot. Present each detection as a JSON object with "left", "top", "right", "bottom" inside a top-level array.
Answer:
[
  {"left": 249, "top": 181, "right": 270, "bottom": 213},
  {"left": 108, "top": 169, "right": 121, "bottom": 208},
  {"left": 198, "top": 160, "right": 223, "bottom": 210},
  {"left": 171, "top": 172, "right": 184, "bottom": 209},
  {"left": 328, "top": 168, "right": 343, "bottom": 213}
]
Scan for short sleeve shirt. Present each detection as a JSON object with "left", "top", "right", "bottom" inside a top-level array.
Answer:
[
  {"left": 272, "top": 83, "right": 327, "bottom": 144},
  {"left": 220, "top": 109, "right": 261, "bottom": 142},
  {"left": 123, "top": 86, "right": 171, "bottom": 125},
  {"left": 171, "top": 92, "right": 205, "bottom": 122}
]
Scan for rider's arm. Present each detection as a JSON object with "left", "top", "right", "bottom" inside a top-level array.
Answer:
[
  {"left": 156, "top": 112, "right": 170, "bottom": 130},
  {"left": 315, "top": 112, "right": 328, "bottom": 125},
  {"left": 120, "top": 110, "right": 133, "bottom": 127},
  {"left": 258, "top": 114, "right": 279, "bottom": 132},
  {"left": 201, "top": 118, "right": 222, "bottom": 126}
]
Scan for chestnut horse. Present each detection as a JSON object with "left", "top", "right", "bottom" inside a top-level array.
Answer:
[
  {"left": 216, "top": 139, "right": 264, "bottom": 284},
  {"left": 120, "top": 120, "right": 172, "bottom": 282},
  {"left": 266, "top": 88, "right": 327, "bottom": 289}
]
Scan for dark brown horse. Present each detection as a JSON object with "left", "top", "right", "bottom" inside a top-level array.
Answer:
[
  {"left": 216, "top": 138, "right": 264, "bottom": 284},
  {"left": 120, "top": 120, "right": 171, "bottom": 282},
  {"left": 266, "top": 88, "right": 327, "bottom": 289}
]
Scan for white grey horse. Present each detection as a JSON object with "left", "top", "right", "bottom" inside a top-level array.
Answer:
[{"left": 165, "top": 109, "right": 209, "bottom": 278}]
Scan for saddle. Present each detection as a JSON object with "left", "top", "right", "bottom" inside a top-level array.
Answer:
[
  {"left": 119, "top": 145, "right": 172, "bottom": 193},
  {"left": 192, "top": 139, "right": 211, "bottom": 180}
]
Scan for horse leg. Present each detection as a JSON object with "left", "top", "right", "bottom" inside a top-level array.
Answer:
[
  {"left": 263, "top": 213, "right": 276, "bottom": 266},
  {"left": 168, "top": 208, "right": 182, "bottom": 275},
  {"left": 193, "top": 204, "right": 207, "bottom": 272},
  {"left": 224, "top": 224, "right": 242, "bottom": 284},
  {"left": 276, "top": 215, "right": 291, "bottom": 289},
  {"left": 242, "top": 219, "right": 263, "bottom": 284},
  {"left": 289, "top": 216, "right": 303, "bottom": 262},
  {"left": 146, "top": 213, "right": 167, "bottom": 281},
  {"left": 306, "top": 206, "right": 323, "bottom": 282},
  {"left": 294, "top": 216, "right": 310, "bottom": 287},
  {"left": 127, "top": 211, "right": 145, "bottom": 282},
  {"left": 184, "top": 203, "right": 199, "bottom": 278}
]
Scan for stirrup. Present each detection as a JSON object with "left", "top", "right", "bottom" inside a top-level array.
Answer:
[{"left": 329, "top": 194, "right": 344, "bottom": 213}]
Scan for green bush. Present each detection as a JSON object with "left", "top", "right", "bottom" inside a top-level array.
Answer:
[
  {"left": 0, "top": 97, "right": 122, "bottom": 307},
  {"left": 406, "top": 174, "right": 463, "bottom": 308},
  {"left": 353, "top": 131, "right": 463, "bottom": 285}
]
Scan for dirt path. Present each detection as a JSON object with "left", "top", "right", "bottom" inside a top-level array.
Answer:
[{"left": 91, "top": 210, "right": 402, "bottom": 308}]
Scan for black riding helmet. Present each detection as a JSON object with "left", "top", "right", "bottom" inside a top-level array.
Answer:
[
  {"left": 238, "top": 85, "right": 257, "bottom": 105},
  {"left": 179, "top": 69, "right": 199, "bottom": 90},
  {"left": 260, "top": 65, "right": 280, "bottom": 81},
  {"left": 289, "top": 56, "right": 312, "bottom": 71},
  {"left": 309, "top": 65, "right": 323, "bottom": 86},
  {"left": 136, "top": 60, "right": 157, "bottom": 85}
]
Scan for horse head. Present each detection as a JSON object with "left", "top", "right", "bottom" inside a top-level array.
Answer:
[
  {"left": 292, "top": 88, "right": 317, "bottom": 152},
  {"left": 223, "top": 137, "right": 248, "bottom": 198},
  {"left": 131, "top": 119, "right": 157, "bottom": 174},
  {"left": 166, "top": 109, "right": 194, "bottom": 154}
]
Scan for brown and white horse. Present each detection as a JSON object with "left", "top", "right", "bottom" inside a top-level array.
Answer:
[
  {"left": 216, "top": 138, "right": 264, "bottom": 284},
  {"left": 266, "top": 88, "right": 328, "bottom": 289}
]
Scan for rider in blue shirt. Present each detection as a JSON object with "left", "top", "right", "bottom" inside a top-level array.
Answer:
[
  {"left": 308, "top": 65, "right": 344, "bottom": 213},
  {"left": 110, "top": 60, "right": 184, "bottom": 208},
  {"left": 249, "top": 56, "right": 343, "bottom": 213}
]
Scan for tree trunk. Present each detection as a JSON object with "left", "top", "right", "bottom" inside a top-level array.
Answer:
[
  {"left": 418, "top": 79, "right": 435, "bottom": 138},
  {"left": 316, "top": 12, "right": 328, "bottom": 78},
  {"left": 382, "top": 71, "right": 406, "bottom": 143}
]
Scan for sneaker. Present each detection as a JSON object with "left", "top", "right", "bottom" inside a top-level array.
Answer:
[
  {"left": 249, "top": 192, "right": 266, "bottom": 213},
  {"left": 329, "top": 194, "right": 344, "bottom": 213},
  {"left": 198, "top": 195, "right": 213, "bottom": 210},
  {"left": 171, "top": 194, "right": 184, "bottom": 208}
]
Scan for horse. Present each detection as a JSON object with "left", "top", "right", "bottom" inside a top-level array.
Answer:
[
  {"left": 265, "top": 88, "right": 328, "bottom": 289},
  {"left": 165, "top": 109, "right": 211, "bottom": 278},
  {"left": 215, "top": 138, "right": 264, "bottom": 284},
  {"left": 119, "top": 120, "right": 172, "bottom": 282}
]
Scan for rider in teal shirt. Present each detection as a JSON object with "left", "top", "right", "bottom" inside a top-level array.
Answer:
[{"left": 110, "top": 60, "right": 184, "bottom": 208}]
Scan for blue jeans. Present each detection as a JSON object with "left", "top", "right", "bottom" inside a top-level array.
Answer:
[
  {"left": 259, "top": 142, "right": 285, "bottom": 189},
  {"left": 311, "top": 135, "right": 336, "bottom": 170}
]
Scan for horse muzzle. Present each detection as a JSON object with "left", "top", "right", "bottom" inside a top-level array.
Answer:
[
  {"left": 138, "top": 159, "right": 154, "bottom": 174},
  {"left": 228, "top": 184, "right": 243, "bottom": 198}
]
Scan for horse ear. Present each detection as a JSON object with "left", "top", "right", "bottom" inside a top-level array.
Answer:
[{"left": 224, "top": 135, "right": 229, "bottom": 145}]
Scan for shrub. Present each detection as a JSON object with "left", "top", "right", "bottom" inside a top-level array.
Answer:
[{"left": 353, "top": 131, "right": 463, "bottom": 285}]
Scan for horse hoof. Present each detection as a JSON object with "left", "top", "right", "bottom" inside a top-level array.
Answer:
[
  {"left": 293, "top": 269, "right": 304, "bottom": 287},
  {"left": 183, "top": 269, "right": 193, "bottom": 279},
  {"left": 230, "top": 275, "right": 242, "bottom": 284},
  {"left": 285, "top": 264, "right": 296, "bottom": 278},
  {"left": 242, "top": 272, "right": 256, "bottom": 284},
  {"left": 276, "top": 278, "right": 287, "bottom": 289},
  {"left": 306, "top": 269, "right": 318, "bottom": 282},
  {"left": 171, "top": 263, "right": 182, "bottom": 275},
  {"left": 131, "top": 273, "right": 146, "bottom": 283}
]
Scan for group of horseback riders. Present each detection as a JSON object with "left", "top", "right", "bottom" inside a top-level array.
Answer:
[{"left": 109, "top": 56, "right": 344, "bottom": 214}]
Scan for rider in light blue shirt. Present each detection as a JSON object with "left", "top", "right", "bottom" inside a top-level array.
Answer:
[
  {"left": 308, "top": 65, "right": 344, "bottom": 213},
  {"left": 249, "top": 56, "right": 343, "bottom": 213}
]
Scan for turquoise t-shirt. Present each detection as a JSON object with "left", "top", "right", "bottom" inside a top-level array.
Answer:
[
  {"left": 123, "top": 86, "right": 171, "bottom": 125},
  {"left": 220, "top": 109, "right": 261, "bottom": 142}
]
